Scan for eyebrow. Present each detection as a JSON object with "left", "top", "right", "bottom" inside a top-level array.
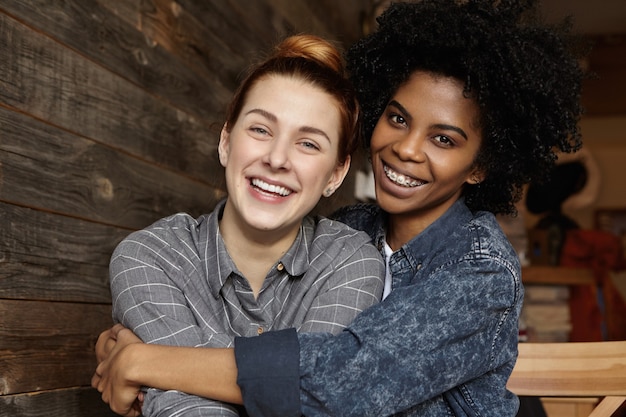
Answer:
[
  {"left": 387, "top": 100, "right": 469, "bottom": 141},
  {"left": 245, "top": 108, "right": 332, "bottom": 143}
]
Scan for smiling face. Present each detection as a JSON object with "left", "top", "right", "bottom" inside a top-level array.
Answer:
[
  {"left": 218, "top": 74, "right": 350, "bottom": 242},
  {"left": 370, "top": 71, "right": 484, "bottom": 245}
]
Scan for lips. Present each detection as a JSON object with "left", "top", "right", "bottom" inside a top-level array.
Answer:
[
  {"left": 383, "top": 164, "right": 424, "bottom": 188},
  {"left": 251, "top": 178, "right": 293, "bottom": 196}
]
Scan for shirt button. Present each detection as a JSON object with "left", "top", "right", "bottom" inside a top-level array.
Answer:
[
  {"left": 257, "top": 327, "right": 264, "bottom": 335},
  {"left": 277, "top": 262, "right": 284, "bottom": 271},
  {"left": 417, "top": 264, "right": 422, "bottom": 270}
]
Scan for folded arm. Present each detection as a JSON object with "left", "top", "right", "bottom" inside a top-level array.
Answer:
[
  {"left": 108, "top": 229, "right": 240, "bottom": 416},
  {"left": 92, "top": 324, "right": 242, "bottom": 416}
]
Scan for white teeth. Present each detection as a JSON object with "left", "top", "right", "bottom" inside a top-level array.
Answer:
[
  {"left": 251, "top": 178, "right": 292, "bottom": 196},
  {"left": 383, "top": 165, "right": 422, "bottom": 187}
]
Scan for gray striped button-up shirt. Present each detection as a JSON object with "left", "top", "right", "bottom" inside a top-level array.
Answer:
[{"left": 109, "top": 199, "right": 384, "bottom": 417}]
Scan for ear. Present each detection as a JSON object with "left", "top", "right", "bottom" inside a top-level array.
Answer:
[
  {"left": 466, "top": 168, "right": 485, "bottom": 185},
  {"left": 218, "top": 125, "right": 230, "bottom": 167},
  {"left": 323, "top": 155, "right": 352, "bottom": 197}
]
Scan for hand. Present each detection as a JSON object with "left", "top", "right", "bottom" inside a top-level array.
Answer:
[
  {"left": 91, "top": 324, "right": 145, "bottom": 416},
  {"left": 94, "top": 324, "right": 118, "bottom": 365}
]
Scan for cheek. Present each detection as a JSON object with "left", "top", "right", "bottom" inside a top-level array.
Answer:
[
  {"left": 434, "top": 161, "right": 475, "bottom": 185},
  {"left": 303, "top": 160, "right": 337, "bottom": 187},
  {"left": 230, "top": 141, "right": 260, "bottom": 163},
  {"left": 369, "top": 123, "right": 399, "bottom": 158}
]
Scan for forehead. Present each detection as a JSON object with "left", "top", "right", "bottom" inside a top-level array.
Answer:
[
  {"left": 240, "top": 75, "right": 342, "bottom": 132},
  {"left": 245, "top": 74, "right": 335, "bottom": 104},
  {"left": 397, "top": 72, "right": 478, "bottom": 114}
]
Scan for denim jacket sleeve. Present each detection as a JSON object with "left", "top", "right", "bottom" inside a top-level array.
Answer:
[
  {"left": 235, "top": 253, "right": 521, "bottom": 417},
  {"left": 296, "top": 253, "right": 521, "bottom": 416},
  {"left": 236, "top": 329, "right": 302, "bottom": 417}
]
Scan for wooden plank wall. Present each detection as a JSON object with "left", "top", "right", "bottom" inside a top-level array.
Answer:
[{"left": 0, "top": 1, "right": 366, "bottom": 415}]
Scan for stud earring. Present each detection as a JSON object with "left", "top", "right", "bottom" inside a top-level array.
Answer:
[{"left": 324, "top": 188, "right": 334, "bottom": 197}]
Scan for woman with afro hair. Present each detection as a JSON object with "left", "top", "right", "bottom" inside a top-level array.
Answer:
[{"left": 93, "top": 1, "right": 584, "bottom": 416}]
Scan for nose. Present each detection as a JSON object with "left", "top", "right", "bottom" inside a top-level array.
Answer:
[
  {"left": 391, "top": 133, "right": 426, "bottom": 162},
  {"left": 263, "top": 137, "right": 292, "bottom": 170}
]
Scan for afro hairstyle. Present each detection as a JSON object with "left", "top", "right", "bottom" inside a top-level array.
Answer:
[{"left": 346, "top": 0, "right": 585, "bottom": 215}]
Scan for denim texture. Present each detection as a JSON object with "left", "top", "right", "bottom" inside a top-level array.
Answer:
[{"left": 236, "top": 199, "right": 523, "bottom": 416}]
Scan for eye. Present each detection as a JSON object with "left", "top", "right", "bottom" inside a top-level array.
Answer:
[
  {"left": 433, "top": 135, "right": 455, "bottom": 147},
  {"left": 389, "top": 113, "right": 407, "bottom": 127},
  {"left": 298, "top": 140, "right": 321, "bottom": 152},
  {"left": 248, "top": 125, "right": 271, "bottom": 138}
]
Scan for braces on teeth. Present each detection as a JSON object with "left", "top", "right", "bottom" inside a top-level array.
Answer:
[{"left": 384, "top": 166, "right": 421, "bottom": 187}]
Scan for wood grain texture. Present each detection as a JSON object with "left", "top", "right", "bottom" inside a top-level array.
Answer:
[
  {"left": 1, "top": 0, "right": 233, "bottom": 120},
  {"left": 0, "top": 202, "right": 122, "bottom": 303},
  {"left": 0, "top": 12, "right": 218, "bottom": 182},
  {"left": 0, "top": 299, "right": 112, "bottom": 395},
  {"left": 510, "top": 340, "right": 626, "bottom": 397},
  {"left": 0, "top": 387, "right": 117, "bottom": 417},
  {"left": 99, "top": 0, "right": 255, "bottom": 85},
  {"left": 0, "top": 105, "right": 225, "bottom": 229}
]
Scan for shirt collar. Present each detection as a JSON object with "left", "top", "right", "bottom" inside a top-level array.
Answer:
[
  {"left": 376, "top": 198, "right": 473, "bottom": 270},
  {"left": 404, "top": 198, "right": 473, "bottom": 258},
  {"left": 276, "top": 217, "right": 314, "bottom": 277}
]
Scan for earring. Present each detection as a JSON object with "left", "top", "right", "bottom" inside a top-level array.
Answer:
[{"left": 324, "top": 188, "right": 334, "bottom": 197}]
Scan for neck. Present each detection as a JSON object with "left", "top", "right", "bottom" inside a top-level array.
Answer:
[
  {"left": 219, "top": 203, "right": 299, "bottom": 297},
  {"left": 385, "top": 213, "right": 428, "bottom": 251},
  {"left": 385, "top": 198, "right": 460, "bottom": 251}
]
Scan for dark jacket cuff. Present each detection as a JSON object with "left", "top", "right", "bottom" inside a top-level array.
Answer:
[{"left": 235, "top": 328, "right": 301, "bottom": 417}]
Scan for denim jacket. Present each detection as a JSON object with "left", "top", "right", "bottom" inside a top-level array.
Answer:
[{"left": 235, "top": 199, "right": 523, "bottom": 416}]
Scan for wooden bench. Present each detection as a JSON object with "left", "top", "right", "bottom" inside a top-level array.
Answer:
[{"left": 508, "top": 341, "right": 626, "bottom": 416}]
